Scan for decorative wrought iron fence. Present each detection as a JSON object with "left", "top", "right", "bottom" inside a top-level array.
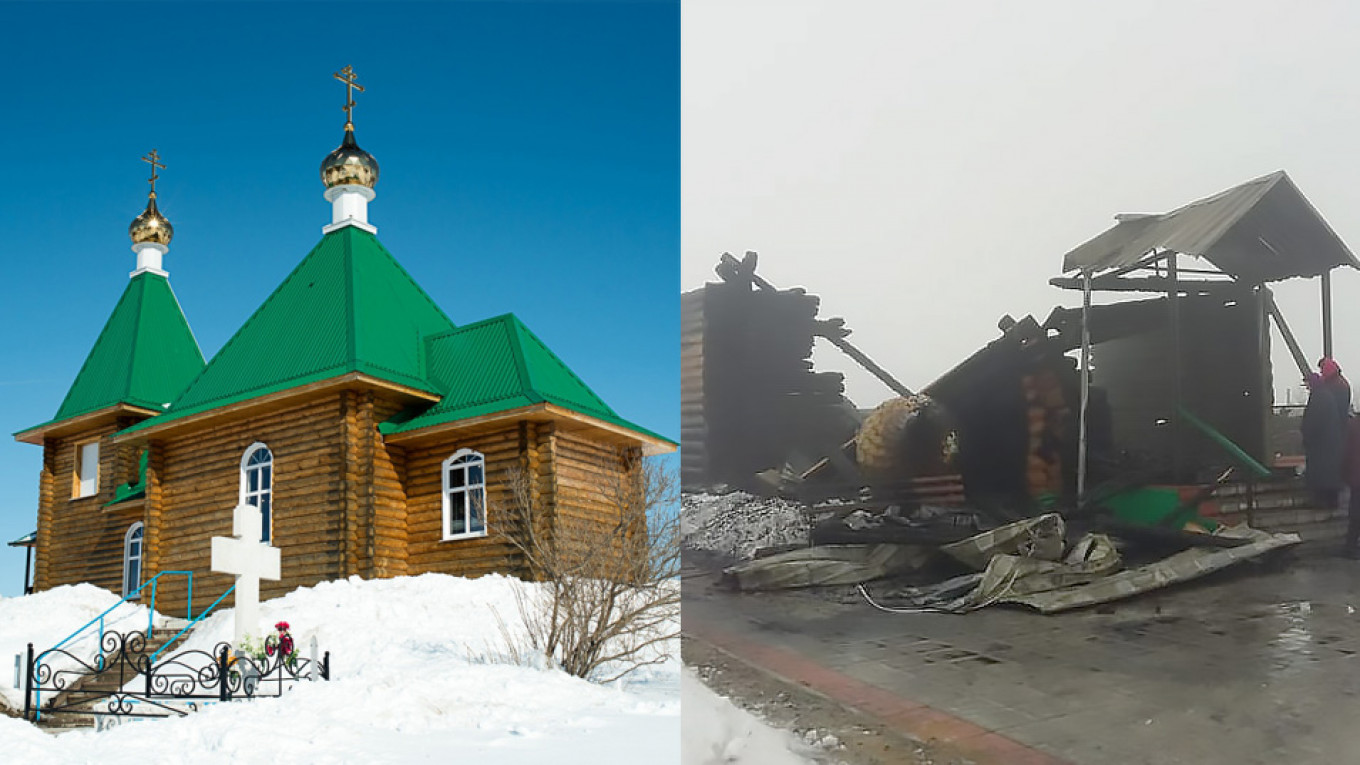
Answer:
[{"left": 24, "top": 629, "right": 329, "bottom": 722}]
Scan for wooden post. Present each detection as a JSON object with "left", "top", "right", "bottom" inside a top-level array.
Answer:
[
  {"left": 1167, "top": 251, "right": 1183, "bottom": 482},
  {"left": 1077, "top": 269, "right": 1093, "bottom": 502},
  {"left": 1322, "top": 269, "right": 1334, "bottom": 360}
]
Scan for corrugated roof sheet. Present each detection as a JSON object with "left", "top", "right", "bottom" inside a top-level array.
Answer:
[
  {"left": 33, "top": 272, "right": 204, "bottom": 429},
  {"left": 121, "top": 226, "right": 454, "bottom": 433},
  {"left": 380, "top": 314, "right": 671, "bottom": 443},
  {"left": 1061, "top": 171, "right": 1359, "bottom": 282}
]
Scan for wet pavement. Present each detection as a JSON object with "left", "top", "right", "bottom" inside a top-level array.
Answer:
[{"left": 684, "top": 551, "right": 1360, "bottom": 764}]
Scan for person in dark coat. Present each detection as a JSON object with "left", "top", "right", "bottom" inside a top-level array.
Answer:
[
  {"left": 1303, "top": 372, "right": 1346, "bottom": 509},
  {"left": 1319, "top": 358, "right": 1352, "bottom": 419},
  {"left": 1342, "top": 415, "right": 1360, "bottom": 558}
]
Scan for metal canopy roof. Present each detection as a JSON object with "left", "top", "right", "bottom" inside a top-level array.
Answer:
[{"left": 1061, "top": 171, "right": 1359, "bottom": 283}]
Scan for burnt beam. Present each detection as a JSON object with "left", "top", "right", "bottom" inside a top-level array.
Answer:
[
  {"left": 1264, "top": 288, "right": 1312, "bottom": 380},
  {"left": 1049, "top": 275, "right": 1238, "bottom": 294}
]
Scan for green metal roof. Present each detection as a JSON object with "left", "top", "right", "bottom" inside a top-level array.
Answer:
[
  {"left": 112, "top": 226, "right": 667, "bottom": 447},
  {"left": 380, "top": 313, "right": 671, "bottom": 443},
  {"left": 22, "top": 272, "right": 204, "bottom": 433},
  {"left": 121, "top": 226, "right": 455, "bottom": 434}
]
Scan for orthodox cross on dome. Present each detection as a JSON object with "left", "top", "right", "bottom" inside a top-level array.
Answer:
[
  {"left": 333, "top": 65, "right": 365, "bottom": 130},
  {"left": 211, "top": 504, "right": 281, "bottom": 647},
  {"left": 141, "top": 149, "right": 165, "bottom": 197}
]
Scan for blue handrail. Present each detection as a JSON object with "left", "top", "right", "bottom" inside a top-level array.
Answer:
[
  {"left": 33, "top": 570, "right": 193, "bottom": 720},
  {"left": 148, "top": 583, "right": 236, "bottom": 665}
]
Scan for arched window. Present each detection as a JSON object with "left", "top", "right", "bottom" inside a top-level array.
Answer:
[
  {"left": 123, "top": 522, "right": 143, "bottom": 599},
  {"left": 240, "top": 443, "right": 273, "bottom": 543},
  {"left": 442, "top": 449, "right": 486, "bottom": 540}
]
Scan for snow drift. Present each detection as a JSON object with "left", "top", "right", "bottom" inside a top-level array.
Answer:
[{"left": 0, "top": 573, "right": 678, "bottom": 764}]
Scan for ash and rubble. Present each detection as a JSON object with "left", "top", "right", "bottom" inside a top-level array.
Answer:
[{"left": 681, "top": 491, "right": 813, "bottom": 564}]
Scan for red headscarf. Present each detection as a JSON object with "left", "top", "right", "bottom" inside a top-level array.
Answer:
[{"left": 1321, "top": 358, "right": 1342, "bottom": 380}]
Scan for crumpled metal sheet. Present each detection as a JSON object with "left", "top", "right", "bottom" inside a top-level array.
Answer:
[
  {"left": 863, "top": 516, "right": 1301, "bottom": 615},
  {"left": 940, "top": 513, "right": 1066, "bottom": 570},
  {"left": 1006, "top": 527, "right": 1300, "bottom": 614},
  {"left": 722, "top": 544, "right": 932, "bottom": 591},
  {"left": 864, "top": 532, "right": 1121, "bottom": 613},
  {"left": 967, "top": 533, "right": 1123, "bottom": 607}
]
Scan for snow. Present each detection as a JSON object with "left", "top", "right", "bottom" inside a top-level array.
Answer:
[
  {"left": 0, "top": 573, "right": 678, "bottom": 763},
  {"left": 681, "top": 668, "right": 813, "bottom": 765},
  {"left": 0, "top": 583, "right": 162, "bottom": 712},
  {"left": 682, "top": 492, "right": 810, "bottom": 562}
]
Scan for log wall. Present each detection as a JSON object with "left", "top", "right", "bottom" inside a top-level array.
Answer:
[
  {"left": 34, "top": 417, "right": 147, "bottom": 594},
  {"left": 151, "top": 394, "right": 347, "bottom": 615},
  {"left": 551, "top": 431, "right": 643, "bottom": 576},
  {"left": 404, "top": 423, "right": 531, "bottom": 578},
  {"left": 34, "top": 387, "right": 650, "bottom": 615}
]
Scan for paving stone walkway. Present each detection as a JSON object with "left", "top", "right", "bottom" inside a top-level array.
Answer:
[{"left": 684, "top": 550, "right": 1360, "bottom": 764}]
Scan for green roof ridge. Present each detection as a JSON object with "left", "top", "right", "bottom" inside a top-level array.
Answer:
[
  {"left": 502, "top": 314, "right": 538, "bottom": 403},
  {"left": 509, "top": 315, "right": 619, "bottom": 418},
  {"left": 38, "top": 271, "right": 205, "bottom": 429}
]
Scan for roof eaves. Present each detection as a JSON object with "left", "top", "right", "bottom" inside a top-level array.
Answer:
[
  {"left": 116, "top": 368, "right": 441, "bottom": 441},
  {"left": 15, "top": 403, "right": 162, "bottom": 444}
]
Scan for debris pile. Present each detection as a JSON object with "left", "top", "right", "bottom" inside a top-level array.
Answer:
[{"left": 681, "top": 492, "right": 812, "bottom": 562}]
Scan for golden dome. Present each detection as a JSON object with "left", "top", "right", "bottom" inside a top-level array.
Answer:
[
  {"left": 129, "top": 194, "right": 173, "bottom": 246},
  {"left": 321, "top": 127, "right": 379, "bottom": 189}
]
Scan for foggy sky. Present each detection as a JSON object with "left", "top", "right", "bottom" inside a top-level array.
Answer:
[{"left": 683, "top": 0, "right": 1360, "bottom": 410}]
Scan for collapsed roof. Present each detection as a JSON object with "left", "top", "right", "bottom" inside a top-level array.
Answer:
[{"left": 1060, "top": 171, "right": 1359, "bottom": 283}]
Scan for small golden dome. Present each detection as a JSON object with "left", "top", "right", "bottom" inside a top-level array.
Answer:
[
  {"left": 321, "top": 127, "right": 379, "bottom": 189},
  {"left": 129, "top": 194, "right": 173, "bottom": 245}
]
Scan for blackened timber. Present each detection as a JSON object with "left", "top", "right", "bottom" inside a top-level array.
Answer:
[{"left": 818, "top": 332, "right": 914, "bottom": 399}]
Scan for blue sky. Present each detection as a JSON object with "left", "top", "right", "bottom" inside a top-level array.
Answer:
[{"left": 0, "top": 1, "right": 678, "bottom": 597}]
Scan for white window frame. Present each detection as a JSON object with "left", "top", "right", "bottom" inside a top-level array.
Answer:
[
  {"left": 123, "top": 522, "right": 144, "bottom": 599},
  {"left": 74, "top": 440, "right": 100, "bottom": 499},
  {"left": 239, "top": 442, "right": 273, "bottom": 543},
  {"left": 441, "top": 449, "right": 487, "bottom": 541}
]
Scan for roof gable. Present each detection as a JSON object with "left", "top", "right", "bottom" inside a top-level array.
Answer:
[
  {"left": 1061, "top": 171, "right": 1360, "bottom": 283},
  {"left": 50, "top": 272, "right": 204, "bottom": 423},
  {"left": 162, "top": 226, "right": 454, "bottom": 417}
]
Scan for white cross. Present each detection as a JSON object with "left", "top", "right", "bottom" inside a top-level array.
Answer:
[{"left": 211, "top": 504, "right": 281, "bottom": 647}]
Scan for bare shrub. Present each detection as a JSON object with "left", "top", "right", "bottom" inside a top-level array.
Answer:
[{"left": 497, "top": 451, "right": 680, "bottom": 683}]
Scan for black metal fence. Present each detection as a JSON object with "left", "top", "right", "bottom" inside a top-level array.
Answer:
[{"left": 24, "top": 630, "right": 330, "bottom": 722}]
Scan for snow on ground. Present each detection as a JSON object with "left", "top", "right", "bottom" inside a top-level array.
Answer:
[
  {"left": 0, "top": 573, "right": 678, "bottom": 763},
  {"left": 682, "top": 491, "right": 810, "bottom": 561},
  {"left": 0, "top": 584, "right": 163, "bottom": 712},
  {"left": 682, "top": 668, "right": 814, "bottom": 765}
]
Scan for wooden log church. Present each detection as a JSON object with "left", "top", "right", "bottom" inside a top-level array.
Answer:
[{"left": 13, "top": 70, "right": 673, "bottom": 615}]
